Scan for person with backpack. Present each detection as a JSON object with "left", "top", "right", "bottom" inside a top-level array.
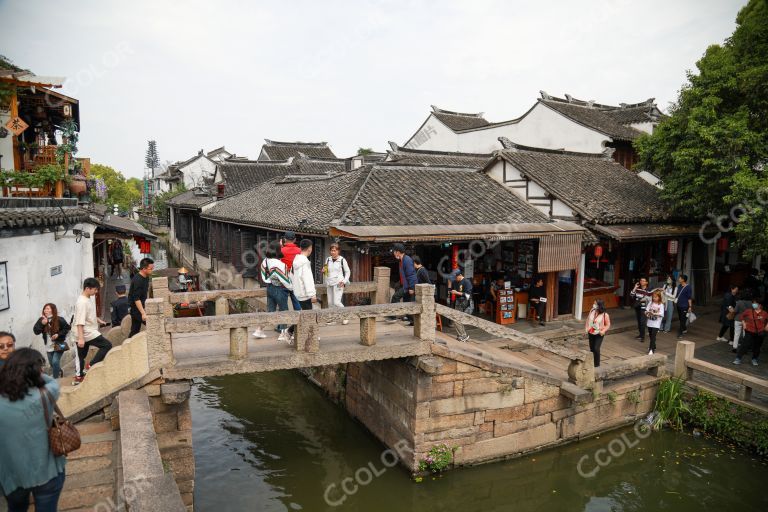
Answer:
[
  {"left": 261, "top": 241, "right": 294, "bottom": 343},
  {"left": 280, "top": 231, "right": 303, "bottom": 313},
  {"left": 585, "top": 299, "right": 611, "bottom": 367},
  {"left": 413, "top": 256, "right": 431, "bottom": 285},
  {"left": 108, "top": 239, "right": 124, "bottom": 279},
  {"left": 291, "top": 240, "right": 318, "bottom": 310},
  {"left": 631, "top": 277, "right": 653, "bottom": 342},
  {"left": 33, "top": 303, "right": 71, "bottom": 379},
  {"left": 324, "top": 243, "right": 351, "bottom": 325}
]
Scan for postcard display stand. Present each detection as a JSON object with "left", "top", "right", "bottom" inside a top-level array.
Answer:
[{"left": 495, "top": 282, "right": 516, "bottom": 325}]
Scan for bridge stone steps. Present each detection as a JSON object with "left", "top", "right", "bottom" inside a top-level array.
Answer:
[{"left": 59, "top": 420, "right": 119, "bottom": 512}]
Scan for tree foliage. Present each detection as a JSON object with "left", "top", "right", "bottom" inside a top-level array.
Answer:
[
  {"left": 90, "top": 163, "right": 142, "bottom": 212},
  {"left": 145, "top": 140, "right": 159, "bottom": 173},
  {"left": 152, "top": 184, "right": 187, "bottom": 217},
  {"left": 635, "top": 0, "right": 768, "bottom": 256}
]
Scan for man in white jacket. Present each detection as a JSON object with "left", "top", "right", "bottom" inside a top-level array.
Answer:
[{"left": 291, "top": 239, "right": 318, "bottom": 309}]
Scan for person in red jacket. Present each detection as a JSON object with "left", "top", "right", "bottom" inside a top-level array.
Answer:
[
  {"left": 733, "top": 296, "right": 768, "bottom": 366},
  {"left": 280, "top": 231, "right": 302, "bottom": 312}
]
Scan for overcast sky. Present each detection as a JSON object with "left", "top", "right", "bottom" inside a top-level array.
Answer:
[{"left": 0, "top": 0, "right": 746, "bottom": 178}]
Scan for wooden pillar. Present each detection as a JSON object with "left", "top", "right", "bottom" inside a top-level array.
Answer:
[
  {"left": 360, "top": 317, "right": 376, "bottom": 346},
  {"left": 413, "top": 283, "right": 436, "bottom": 342},
  {"left": 215, "top": 296, "right": 229, "bottom": 316},
  {"left": 373, "top": 266, "right": 391, "bottom": 305},
  {"left": 296, "top": 311, "right": 319, "bottom": 353},
  {"left": 10, "top": 90, "right": 21, "bottom": 170},
  {"left": 145, "top": 298, "right": 174, "bottom": 369},
  {"left": 229, "top": 327, "right": 248, "bottom": 359},
  {"left": 674, "top": 340, "right": 695, "bottom": 380},
  {"left": 545, "top": 272, "right": 556, "bottom": 320}
]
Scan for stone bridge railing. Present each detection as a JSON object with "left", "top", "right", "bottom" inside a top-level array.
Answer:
[{"left": 143, "top": 267, "right": 437, "bottom": 377}]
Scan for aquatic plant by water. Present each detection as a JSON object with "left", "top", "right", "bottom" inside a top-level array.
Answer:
[{"left": 652, "top": 377, "right": 688, "bottom": 431}]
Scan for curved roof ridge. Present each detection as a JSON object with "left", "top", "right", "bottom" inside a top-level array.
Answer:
[
  {"left": 497, "top": 138, "right": 607, "bottom": 158},
  {"left": 387, "top": 141, "right": 491, "bottom": 158},
  {"left": 264, "top": 139, "right": 329, "bottom": 147},
  {"left": 430, "top": 105, "right": 485, "bottom": 118}
]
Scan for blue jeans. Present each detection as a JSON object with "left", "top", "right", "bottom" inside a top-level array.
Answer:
[
  {"left": 46, "top": 351, "right": 62, "bottom": 379},
  {"left": 5, "top": 471, "right": 65, "bottom": 512},
  {"left": 267, "top": 284, "right": 290, "bottom": 331},
  {"left": 663, "top": 301, "right": 674, "bottom": 331}
]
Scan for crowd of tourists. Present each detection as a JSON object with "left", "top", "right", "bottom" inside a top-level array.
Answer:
[{"left": 0, "top": 252, "right": 158, "bottom": 511}]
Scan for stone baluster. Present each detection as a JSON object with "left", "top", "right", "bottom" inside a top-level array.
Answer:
[
  {"left": 151, "top": 277, "right": 173, "bottom": 317},
  {"left": 360, "top": 316, "right": 376, "bottom": 347},
  {"left": 215, "top": 296, "right": 229, "bottom": 316},
  {"left": 674, "top": 340, "right": 695, "bottom": 379},
  {"left": 145, "top": 298, "right": 174, "bottom": 370},
  {"left": 567, "top": 357, "right": 595, "bottom": 389},
  {"left": 295, "top": 311, "right": 319, "bottom": 353},
  {"left": 373, "top": 266, "right": 391, "bottom": 305},
  {"left": 413, "top": 284, "right": 436, "bottom": 342},
  {"left": 229, "top": 326, "right": 248, "bottom": 359}
]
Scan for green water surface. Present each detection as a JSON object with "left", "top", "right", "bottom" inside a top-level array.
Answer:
[{"left": 191, "top": 372, "right": 766, "bottom": 512}]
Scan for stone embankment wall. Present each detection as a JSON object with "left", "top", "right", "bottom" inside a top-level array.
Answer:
[{"left": 344, "top": 355, "right": 659, "bottom": 471}]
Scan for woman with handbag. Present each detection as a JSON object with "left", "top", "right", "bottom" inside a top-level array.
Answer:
[
  {"left": 33, "top": 304, "right": 71, "bottom": 379},
  {"left": 0, "top": 348, "right": 68, "bottom": 512},
  {"left": 585, "top": 299, "right": 611, "bottom": 367}
]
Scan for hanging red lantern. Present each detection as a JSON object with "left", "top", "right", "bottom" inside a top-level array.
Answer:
[
  {"left": 593, "top": 245, "right": 604, "bottom": 258},
  {"left": 716, "top": 237, "right": 729, "bottom": 253},
  {"left": 667, "top": 240, "right": 679, "bottom": 255}
]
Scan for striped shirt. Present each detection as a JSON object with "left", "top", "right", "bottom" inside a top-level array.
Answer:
[{"left": 261, "top": 258, "right": 292, "bottom": 289}]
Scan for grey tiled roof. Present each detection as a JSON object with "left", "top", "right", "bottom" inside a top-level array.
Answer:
[
  {"left": 202, "top": 171, "right": 366, "bottom": 234},
  {"left": 216, "top": 156, "right": 347, "bottom": 196},
  {"left": 431, "top": 106, "right": 490, "bottom": 131},
  {"left": 340, "top": 165, "right": 549, "bottom": 226},
  {"left": 540, "top": 99, "right": 643, "bottom": 141},
  {"left": 603, "top": 106, "right": 660, "bottom": 125},
  {"left": 0, "top": 198, "right": 89, "bottom": 230},
  {"left": 385, "top": 142, "right": 492, "bottom": 169},
  {"left": 496, "top": 145, "right": 674, "bottom": 224},
  {"left": 166, "top": 189, "right": 215, "bottom": 209},
  {"left": 259, "top": 140, "right": 336, "bottom": 161}
]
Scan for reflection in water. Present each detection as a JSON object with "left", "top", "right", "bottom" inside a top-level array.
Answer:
[{"left": 192, "top": 372, "right": 767, "bottom": 512}]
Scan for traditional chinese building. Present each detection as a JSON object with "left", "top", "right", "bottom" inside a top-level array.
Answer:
[
  {"left": 403, "top": 94, "right": 664, "bottom": 170},
  {"left": 0, "top": 57, "right": 83, "bottom": 198}
]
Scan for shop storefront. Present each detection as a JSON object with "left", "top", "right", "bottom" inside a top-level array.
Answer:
[{"left": 331, "top": 223, "right": 585, "bottom": 323}]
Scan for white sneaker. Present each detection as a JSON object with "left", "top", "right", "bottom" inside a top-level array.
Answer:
[
  {"left": 325, "top": 321, "right": 337, "bottom": 326},
  {"left": 252, "top": 329, "right": 267, "bottom": 339},
  {"left": 648, "top": 350, "right": 654, "bottom": 355},
  {"left": 277, "top": 329, "right": 289, "bottom": 343},
  {"left": 342, "top": 319, "right": 349, "bottom": 325},
  {"left": 287, "top": 333, "right": 295, "bottom": 346},
  {"left": 716, "top": 337, "right": 727, "bottom": 342}
]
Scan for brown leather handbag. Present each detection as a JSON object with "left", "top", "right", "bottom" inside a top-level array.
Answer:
[{"left": 40, "top": 388, "right": 81, "bottom": 456}]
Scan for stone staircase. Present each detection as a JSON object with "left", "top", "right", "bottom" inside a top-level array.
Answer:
[
  {"left": 58, "top": 332, "right": 154, "bottom": 422},
  {"left": 59, "top": 419, "right": 119, "bottom": 511}
]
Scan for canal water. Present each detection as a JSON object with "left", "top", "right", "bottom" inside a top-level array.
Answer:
[{"left": 191, "top": 372, "right": 767, "bottom": 512}]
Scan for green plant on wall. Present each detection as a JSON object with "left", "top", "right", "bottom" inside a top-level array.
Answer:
[
  {"left": 626, "top": 389, "right": 641, "bottom": 405},
  {"left": 417, "top": 444, "right": 455, "bottom": 474},
  {"left": 0, "top": 164, "right": 66, "bottom": 189},
  {"left": 685, "top": 389, "right": 768, "bottom": 456},
  {"left": 55, "top": 119, "right": 79, "bottom": 168},
  {"left": 607, "top": 391, "right": 617, "bottom": 404}
]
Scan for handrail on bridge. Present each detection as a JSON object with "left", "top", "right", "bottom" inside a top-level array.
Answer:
[
  {"left": 143, "top": 267, "right": 437, "bottom": 369},
  {"left": 675, "top": 340, "right": 768, "bottom": 403}
]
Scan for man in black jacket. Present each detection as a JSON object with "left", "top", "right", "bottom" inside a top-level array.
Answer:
[
  {"left": 128, "top": 258, "right": 155, "bottom": 337},
  {"left": 111, "top": 284, "right": 131, "bottom": 327},
  {"left": 413, "top": 256, "right": 431, "bottom": 285},
  {"left": 529, "top": 277, "right": 547, "bottom": 327}
]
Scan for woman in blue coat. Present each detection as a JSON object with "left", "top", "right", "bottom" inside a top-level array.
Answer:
[{"left": 0, "top": 348, "right": 67, "bottom": 511}]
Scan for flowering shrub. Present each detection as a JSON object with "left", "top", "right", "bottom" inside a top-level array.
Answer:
[
  {"left": 417, "top": 444, "right": 454, "bottom": 473},
  {"left": 88, "top": 177, "right": 108, "bottom": 201}
]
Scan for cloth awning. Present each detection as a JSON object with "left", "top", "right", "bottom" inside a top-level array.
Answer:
[
  {"left": 538, "top": 233, "right": 583, "bottom": 272},
  {"left": 588, "top": 223, "right": 706, "bottom": 242},
  {"left": 331, "top": 221, "right": 585, "bottom": 243}
]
